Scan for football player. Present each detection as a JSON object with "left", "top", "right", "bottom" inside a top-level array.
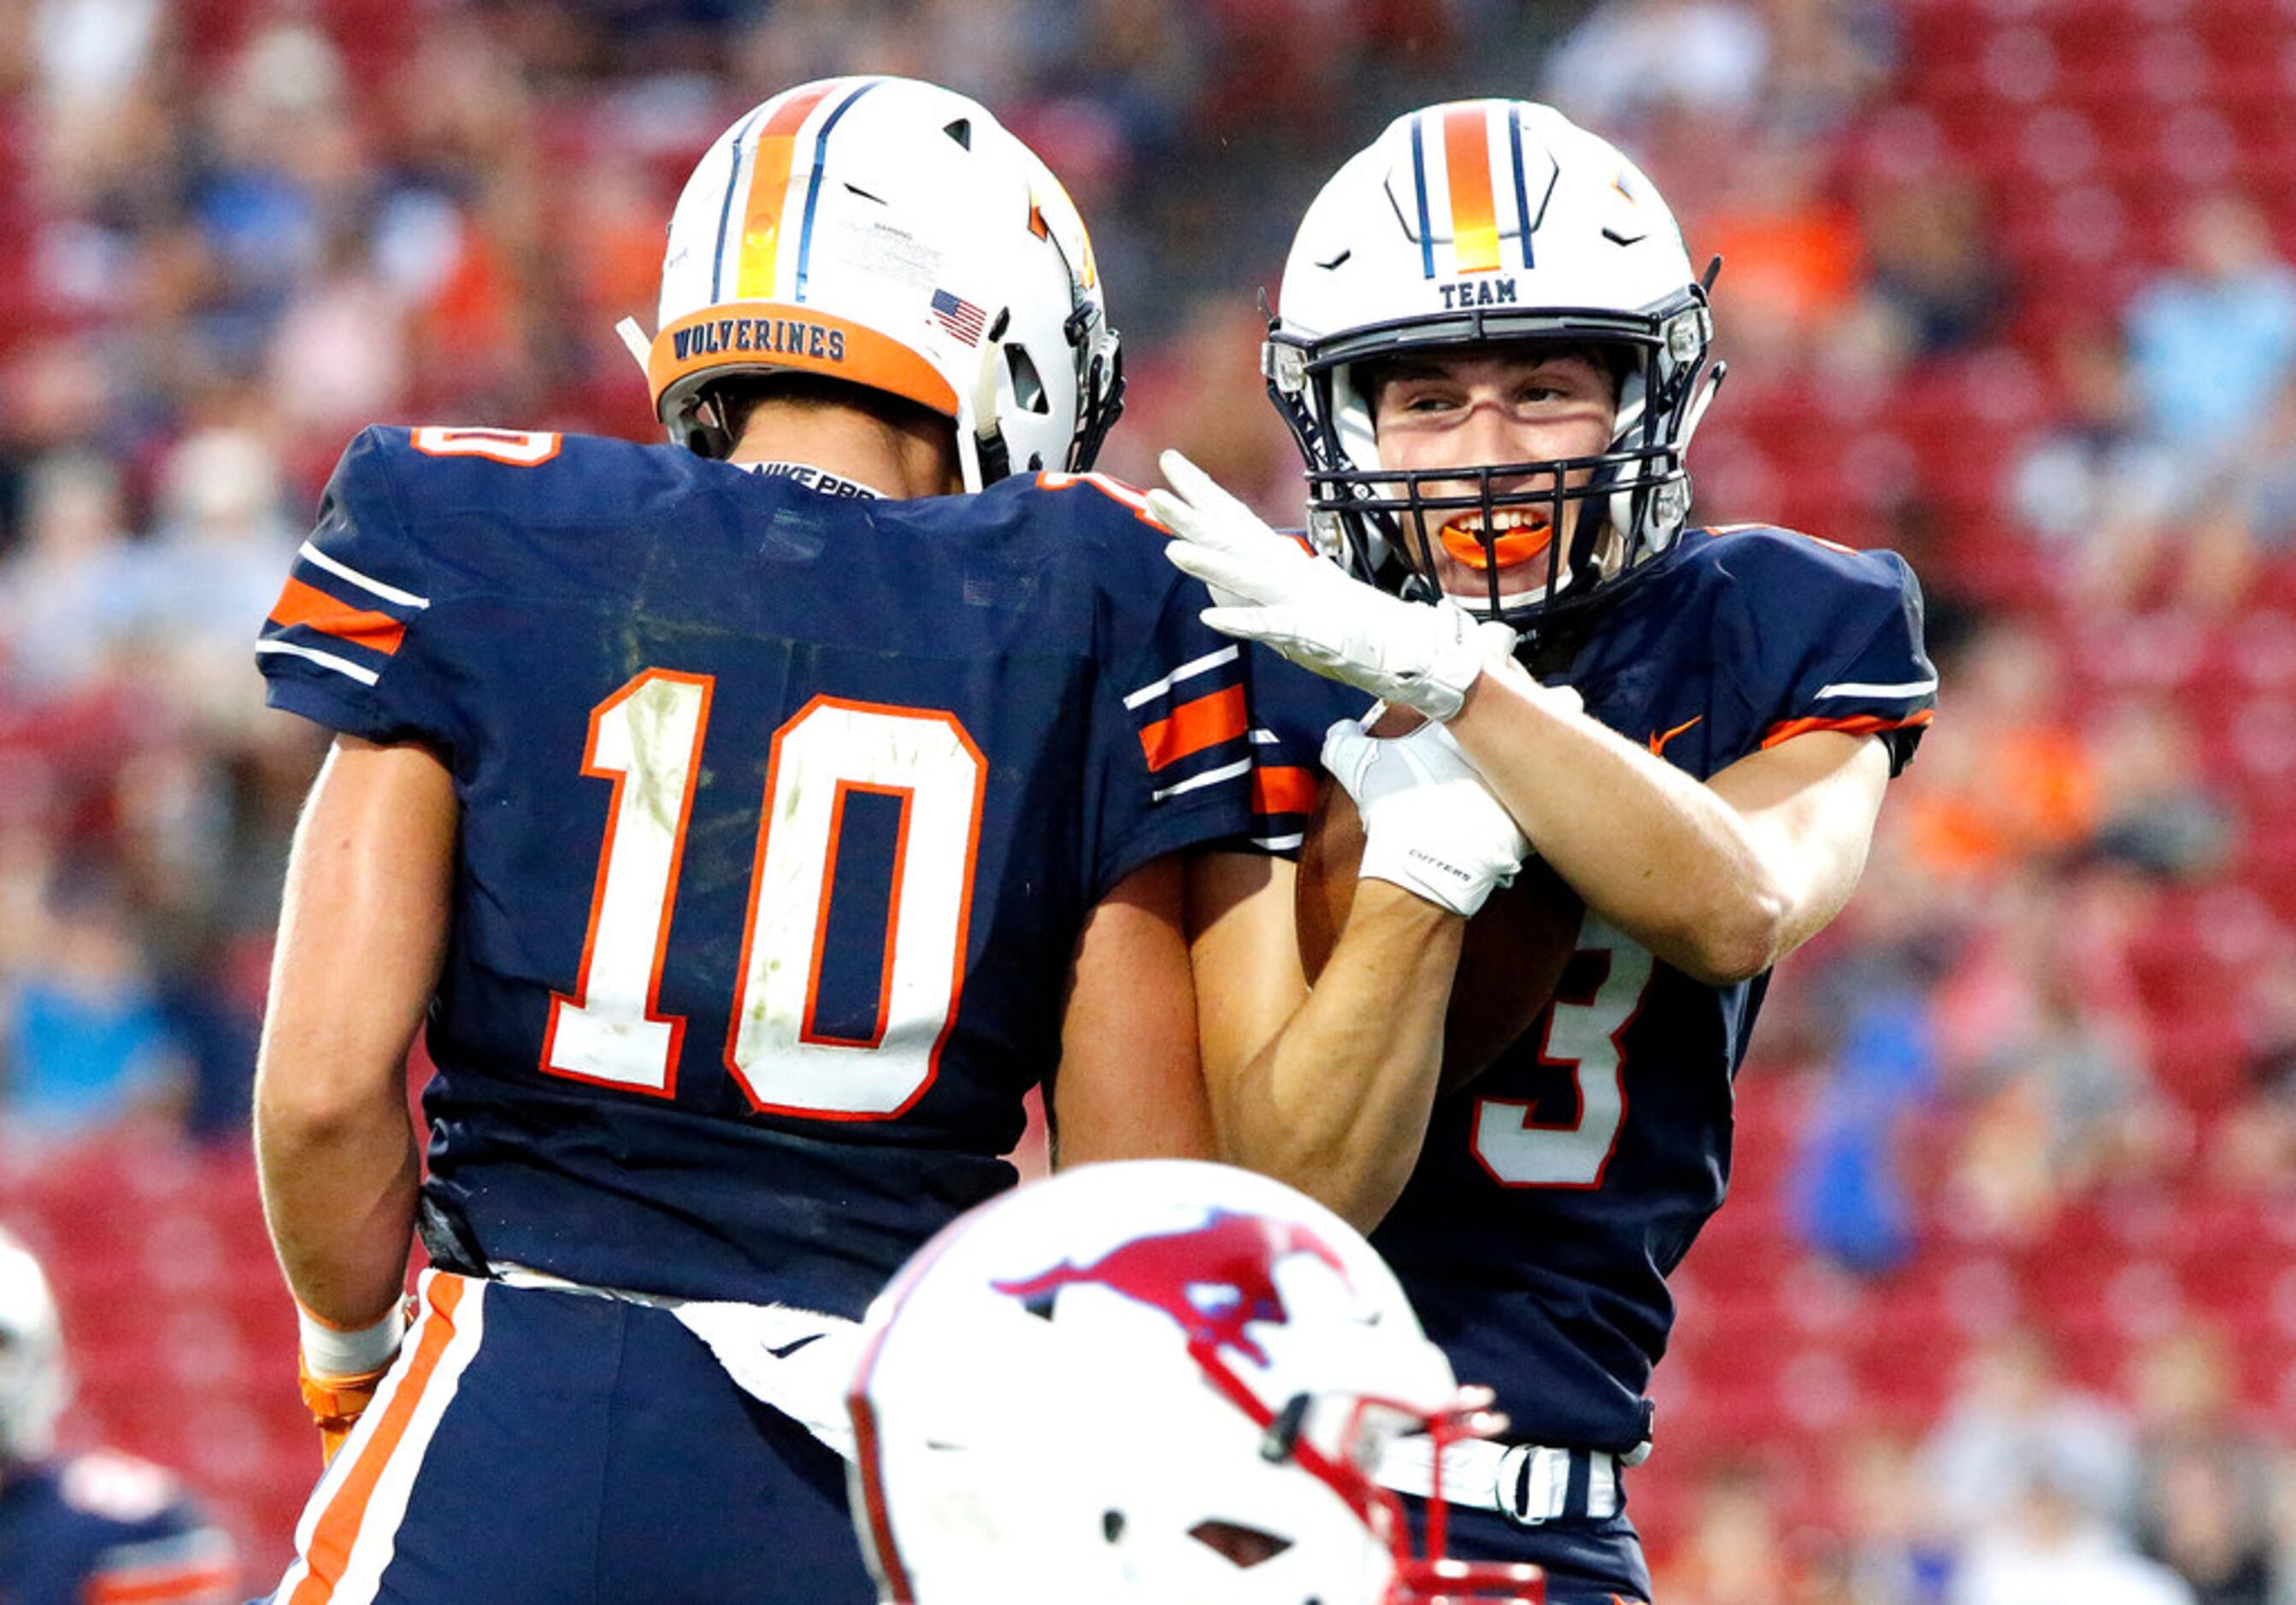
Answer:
[
  {"left": 248, "top": 74, "right": 1391, "bottom": 1602},
  {"left": 1156, "top": 100, "right": 1935, "bottom": 1602},
  {"left": 847, "top": 1157, "right": 1544, "bottom": 1604},
  {"left": 0, "top": 1230, "right": 238, "bottom": 1603}
]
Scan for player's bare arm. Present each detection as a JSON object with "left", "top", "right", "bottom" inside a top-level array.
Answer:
[
  {"left": 255, "top": 734, "right": 452, "bottom": 1330},
  {"left": 1447, "top": 670, "right": 1893, "bottom": 984},
  {"left": 1051, "top": 855, "right": 1219, "bottom": 1166},
  {"left": 1186, "top": 849, "right": 1465, "bottom": 1229}
]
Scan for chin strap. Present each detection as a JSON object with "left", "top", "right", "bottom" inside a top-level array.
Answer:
[
  {"left": 963, "top": 308, "right": 1015, "bottom": 491},
  {"left": 615, "top": 315, "right": 651, "bottom": 375},
  {"left": 1679, "top": 358, "right": 1728, "bottom": 456}
]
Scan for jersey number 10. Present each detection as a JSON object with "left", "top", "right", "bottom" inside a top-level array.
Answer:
[{"left": 540, "top": 669, "right": 984, "bottom": 1120}]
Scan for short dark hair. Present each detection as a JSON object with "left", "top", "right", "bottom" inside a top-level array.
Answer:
[{"left": 707, "top": 371, "right": 950, "bottom": 447}]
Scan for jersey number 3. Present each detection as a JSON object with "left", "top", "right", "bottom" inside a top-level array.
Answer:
[
  {"left": 541, "top": 670, "right": 984, "bottom": 1120},
  {"left": 1470, "top": 919, "right": 1653, "bottom": 1187}
]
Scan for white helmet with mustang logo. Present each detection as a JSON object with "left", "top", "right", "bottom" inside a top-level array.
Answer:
[
  {"left": 846, "top": 1158, "right": 1543, "bottom": 1604},
  {"left": 635, "top": 75, "right": 1123, "bottom": 490},
  {"left": 1265, "top": 98, "right": 1724, "bottom": 630}
]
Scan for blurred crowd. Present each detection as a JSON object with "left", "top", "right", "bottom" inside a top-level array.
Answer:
[{"left": 3, "top": 0, "right": 2296, "bottom": 1597}]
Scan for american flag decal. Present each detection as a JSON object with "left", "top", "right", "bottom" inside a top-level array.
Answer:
[{"left": 931, "top": 288, "right": 986, "bottom": 344}]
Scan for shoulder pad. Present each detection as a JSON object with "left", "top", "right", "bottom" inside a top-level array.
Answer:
[
  {"left": 342, "top": 426, "right": 695, "bottom": 526},
  {"left": 1687, "top": 522, "right": 1919, "bottom": 597}
]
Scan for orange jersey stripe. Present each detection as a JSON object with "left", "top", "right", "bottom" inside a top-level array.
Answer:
[
  {"left": 88, "top": 1561, "right": 237, "bottom": 1603},
  {"left": 1253, "top": 764, "right": 1319, "bottom": 817},
  {"left": 735, "top": 85, "right": 835, "bottom": 299},
  {"left": 1443, "top": 105, "right": 1501, "bottom": 273},
  {"left": 1760, "top": 708, "right": 1934, "bottom": 750},
  {"left": 1139, "top": 685, "right": 1247, "bottom": 772},
  {"left": 268, "top": 576, "right": 406, "bottom": 656},
  {"left": 290, "top": 1275, "right": 468, "bottom": 1605}
]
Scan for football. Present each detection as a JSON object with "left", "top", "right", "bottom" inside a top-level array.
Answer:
[{"left": 1295, "top": 711, "right": 1585, "bottom": 1095}]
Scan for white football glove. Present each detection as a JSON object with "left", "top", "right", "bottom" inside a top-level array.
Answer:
[
  {"left": 1322, "top": 713, "right": 1530, "bottom": 918},
  {"left": 1149, "top": 450, "right": 1517, "bottom": 723}
]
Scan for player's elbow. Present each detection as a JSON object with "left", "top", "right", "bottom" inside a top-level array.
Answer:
[
  {"left": 1675, "top": 885, "right": 1791, "bottom": 987},
  {"left": 255, "top": 1051, "right": 402, "bottom": 1153},
  {"left": 255, "top": 1082, "right": 360, "bottom": 1155}
]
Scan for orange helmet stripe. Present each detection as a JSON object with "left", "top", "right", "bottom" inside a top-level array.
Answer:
[
  {"left": 734, "top": 84, "right": 836, "bottom": 301},
  {"left": 1443, "top": 104, "right": 1501, "bottom": 273}
]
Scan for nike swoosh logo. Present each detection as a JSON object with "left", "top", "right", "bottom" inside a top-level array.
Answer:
[
  {"left": 1647, "top": 715, "right": 1703, "bottom": 756},
  {"left": 766, "top": 1334, "right": 825, "bottom": 1360}
]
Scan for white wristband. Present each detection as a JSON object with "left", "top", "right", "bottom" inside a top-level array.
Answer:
[{"left": 298, "top": 1298, "right": 408, "bottom": 1379}]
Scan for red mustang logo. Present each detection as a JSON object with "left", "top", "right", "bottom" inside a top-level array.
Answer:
[{"left": 992, "top": 1209, "right": 1348, "bottom": 1366}]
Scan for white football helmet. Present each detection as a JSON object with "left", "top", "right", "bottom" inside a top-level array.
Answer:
[
  {"left": 1266, "top": 99, "right": 1724, "bottom": 632},
  {"left": 644, "top": 75, "right": 1122, "bottom": 489},
  {"left": 0, "top": 1230, "right": 68, "bottom": 1463},
  {"left": 847, "top": 1160, "right": 1542, "bottom": 1605}
]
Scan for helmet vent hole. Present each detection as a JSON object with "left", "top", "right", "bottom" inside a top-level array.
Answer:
[
  {"left": 943, "top": 118, "right": 971, "bottom": 150},
  {"left": 1102, "top": 1508, "right": 1125, "bottom": 1543},
  {"left": 1004, "top": 345, "right": 1049, "bottom": 414},
  {"left": 1187, "top": 1520, "right": 1294, "bottom": 1569}
]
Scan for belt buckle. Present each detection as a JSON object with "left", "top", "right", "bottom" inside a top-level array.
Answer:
[{"left": 1495, "top": 1443, "right": 1558, "bottom": 1527}]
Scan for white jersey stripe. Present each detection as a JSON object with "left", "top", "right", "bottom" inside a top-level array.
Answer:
[
  {"left": 1122, "top": 645, "right": 1239, "bottom": 710},
  {"left": 1151, "top": 755, "right": 1252, "bottom": 802},
  {"left": 1252, "top": 832, "right": 1305, "bottom": 851},
  {"left": 297, "top": 541, "right": 432, "bottom": 609},
  {"left": 258, "top": 639, "right": 382, "bottom": 687},
  {"left": 1815, "top": 675, "right": 1937, "bottom": 699}
]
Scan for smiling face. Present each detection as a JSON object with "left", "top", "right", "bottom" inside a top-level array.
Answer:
[{"left": 1364, "top": 344, "right": 1621, "bottom": 606}]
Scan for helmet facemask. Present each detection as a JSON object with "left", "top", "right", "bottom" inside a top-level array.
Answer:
[{"left": 1269, "top": 298, "right": 1717, "bottom": 635}]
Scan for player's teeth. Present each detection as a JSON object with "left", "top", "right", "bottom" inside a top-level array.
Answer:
[{"left": 1452, "top": 512, "right": 1546, "bottom": 536}]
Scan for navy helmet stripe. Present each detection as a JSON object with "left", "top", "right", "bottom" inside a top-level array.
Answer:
[
  {"left": 1507, "top": 104, "right": 1536, "bottom": 269},
  {"left": 709, "top": 107, "right": 767, "bottom": 304},
  {"left": 794, "top": 79, "right": 883, "bottom": 304},
  {"left": 1409, "top": 114, "right": 1436, "bottom": 280}
]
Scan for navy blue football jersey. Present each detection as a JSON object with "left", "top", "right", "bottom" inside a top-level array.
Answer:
[
  {"left": 1254, "top": 525, "right": 1934, "bottom": 1455},
  {"left": 257, "top": 428, "right": 1257, "bottom": 1316},
  {"left": 0, "top": 1451, "right": 235, "bottom": 1604}
]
